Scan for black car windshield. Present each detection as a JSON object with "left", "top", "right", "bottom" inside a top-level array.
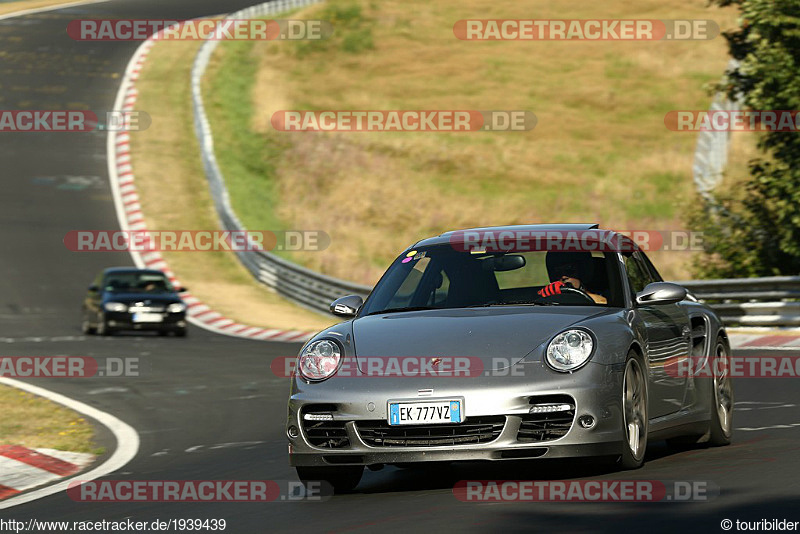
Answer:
[
  {"left": 103, "top": 272, "right": 174, "bottom": 294},
  {"left": 360, "top": 245, "right": 624, "bottom": 315}
]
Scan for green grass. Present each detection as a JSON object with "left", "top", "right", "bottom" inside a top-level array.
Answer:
[
  {"left": 203, "top": 0, "right": 745, "bottom": 282},
  {"left": 0, "top": 385, "right": 97, "bottom": 453}
]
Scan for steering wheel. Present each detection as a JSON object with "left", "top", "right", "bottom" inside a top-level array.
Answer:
[{"left": 535, "top": 286, "right": 596, "bottom": 305}]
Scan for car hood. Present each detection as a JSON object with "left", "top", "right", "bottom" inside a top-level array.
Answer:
[
  {"left": 102, "top": 293, "right": 183, "bottom": 305},
  {"left": 351, "top": 306, "right": 611, "bottom": 372}
]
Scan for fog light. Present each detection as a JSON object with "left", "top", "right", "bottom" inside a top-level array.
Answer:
[
  {"left": 529, "top": 403, "right": 574, "bottom": 414},
  {"left": 578, "top": 415, "right": 595, "bottom": 429},
  {"left": 303, "top": 413, "right": 334, "bottom": 421},
  {"left": 287, "top": 425, "right": 299, "bottom": 439}
]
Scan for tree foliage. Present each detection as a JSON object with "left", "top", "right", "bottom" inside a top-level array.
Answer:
[{"left": 693, "top": 0, "right": 800, "bottom": 277}]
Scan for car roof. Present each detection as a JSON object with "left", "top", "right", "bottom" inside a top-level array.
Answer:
[
  {"left": 411, "top": 223, "right": 603, "bottom": 248},
  {"left": 102, "top": 267, "right": 165, "bottom": 276}
]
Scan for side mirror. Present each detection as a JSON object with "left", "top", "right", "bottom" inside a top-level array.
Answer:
[
  {"left": 636, "top": 282, "right": 687, "bottom": 306},
  {"left": 88, "top": 284, "right": 99, "bottom": 292},
  {"left": 176, "top": 286, "right": 188, "bottom": 293},
  {"left": 330, "top": 295, "right": 364, "bottom": 317}
]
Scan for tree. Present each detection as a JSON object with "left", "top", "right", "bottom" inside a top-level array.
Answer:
[{"left": 693, "top": 0, "right": 800, "bottom": 277}]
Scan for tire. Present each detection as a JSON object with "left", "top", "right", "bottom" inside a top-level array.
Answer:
[
  {"left": 296, "top": 466, "right": 362, "bottom": 494},
  {"left": 158, "top": 331, "right": 169, "bottom": 337},
  {"left": 619, "top": 351, "right": 648, "bottom": 470},
  {"left": 175, "top": 328, "right": 187, "bottom": 338},
  {"left": 708, "top": 338, "right": 733, "bottom": 446},
  {"left": 81, "top": 317, "right": 96, "bottom": 335},
  {"left": 96, "top": 313, "right": 113, "bottom": 336}
]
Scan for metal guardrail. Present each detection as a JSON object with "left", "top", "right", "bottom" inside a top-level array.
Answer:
[
  {"left": 191, "top": 3, "right": 797, "bottom": 325},
  {"left": 679, "top": 277, "right": 800, "bottom": 326},
  {"left": 191, "top": 0, "right": 372, "bottom": 314}
]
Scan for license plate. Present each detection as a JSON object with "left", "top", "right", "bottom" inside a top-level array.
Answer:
[
  {"left": 132, "top": 312, "right": 163, "bottom": 323},
  {"left": 389, "top": 400, "right": 462, "bottom": 425}
]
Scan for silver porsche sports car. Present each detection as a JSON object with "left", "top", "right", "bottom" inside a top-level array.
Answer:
[{"left": 286, "top": 224, "right": 733, "bottom": 492}]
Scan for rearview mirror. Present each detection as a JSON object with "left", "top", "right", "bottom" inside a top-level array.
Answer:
[
  {"left": 481, "top": 254, "right": 526, "bottom": 272},
  {"left": 88, "top": 284, "right": 98, "bottom": 292},
  {"left": 636, "top": 282, "right": 687, "bottom": 306},
  {"left": 330, "top": 295, "right": 364, "bottom": 317}
]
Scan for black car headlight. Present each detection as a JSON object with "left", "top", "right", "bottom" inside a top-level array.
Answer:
[
  {"left": 104, "top": 302, "right": 127, "bottom": 312},
  {"left": 546, "top": 329, "right": 595, "bottom": 372},
  {"left": 167, "top": 303, "right": 186, "bottom": 313},
  {"left": 297, "top": 339, "right": 343, "bottom": 382}
]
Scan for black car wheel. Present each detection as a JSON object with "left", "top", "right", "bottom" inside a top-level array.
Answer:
[
  {"left": 619, "top": 351, "right": 648, "bottom": 470},
  {"left": 96, "top": 313, "right": 114, "bottom": 336},
  {"left": 175, "top": 328, "right": 187, "bottom": 337},
  {"left": 81, "top": 317, "right": 96, "bottom": 335},
  {"left": 296, "top": 466, "right": 362, "bottom": 494}
]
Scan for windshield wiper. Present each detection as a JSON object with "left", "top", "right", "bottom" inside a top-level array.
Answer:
[
  {"left": 466, "top": 301, "right": 557, "bottom": 307},
  {"left": 366, "top": 306, "right": 440, "bottom": 316}
]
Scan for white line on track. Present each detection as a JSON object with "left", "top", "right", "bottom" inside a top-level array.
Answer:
[
  {"left": 0, "top": 377, "right": 139, "bottom": 510},
  {"left": 0, "top": 0, "right": 140, "bottom": 510}
]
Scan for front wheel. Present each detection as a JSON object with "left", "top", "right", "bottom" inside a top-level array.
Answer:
[
  {"left": 81, "top": 317, "right": 96, "bottom": 335},
  {"left": 619, "top": 352, "right": 648, "bottom": 470},
  {"left": 296, "top": 466, "right": 362, "bottom": 494},
  {"left": 96, "top": 313, "right": 113, "bottom": 336}
]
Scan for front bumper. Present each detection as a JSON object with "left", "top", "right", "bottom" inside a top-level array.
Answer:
[
  {"left": 287, "top": 361, "right": 625, "bottom": 467},
  {"left": 105, "top": 311, "right": 186, "bottom": 332}
]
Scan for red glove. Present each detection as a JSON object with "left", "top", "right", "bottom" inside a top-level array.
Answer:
[{"left": 538, "top": 280, "right": 565, "bottom": 297}]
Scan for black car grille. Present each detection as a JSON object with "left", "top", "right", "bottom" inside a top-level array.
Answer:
[
  {"left": 517, "top": 411, "right": 574, "bottom": 443},
  {"left": 356, "top": 417, "right": 506, "bottom": 447}
]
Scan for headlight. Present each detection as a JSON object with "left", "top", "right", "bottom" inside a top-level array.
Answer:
[
  {"left": 546, "top": 329, "right": 594, "bottom": 372},
  {"left": 298, "top": 339, "right": 342, "bottom": 381},
  {"left": 167, "top": 303, "right": 187, "bottom": 313},
  {"left": 104, "top": 302, "right": 127, "bottom": 312}
]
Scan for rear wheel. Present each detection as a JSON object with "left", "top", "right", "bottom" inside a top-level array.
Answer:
[
  {"left": 619, "top": 352, "right": 648, "bottom": 470},
  {"left": 296, "top": 466, "right": 363, "bottom": 494},
  {"left": 666, "top": 337, "right": 733, "bottom": 449},
  {"left": 708, "top": 339, "right": 733, "bottom": 446}
]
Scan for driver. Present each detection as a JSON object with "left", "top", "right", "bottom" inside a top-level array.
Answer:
[{"left": 538, "top": 251, "right": 607, "bottom": 304}]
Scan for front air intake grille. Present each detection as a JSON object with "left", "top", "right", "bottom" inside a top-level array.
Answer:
[
  {"left": 518, "top": 395, "right": 575, "bottom": 442},
  {"left": 301, "top": 405, "right": 349, "bottom": 448},
  {"left": 356, "top": 417, "right": 506, "bottom": 447}
]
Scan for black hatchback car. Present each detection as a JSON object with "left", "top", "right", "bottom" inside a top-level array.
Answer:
[{"left": 82, "top": 267, "right": 188, "bottom": 336}]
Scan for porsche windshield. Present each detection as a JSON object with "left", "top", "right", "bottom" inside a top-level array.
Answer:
[{"left": 360, "top": 246, "right": 624, "bottom": 315}]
